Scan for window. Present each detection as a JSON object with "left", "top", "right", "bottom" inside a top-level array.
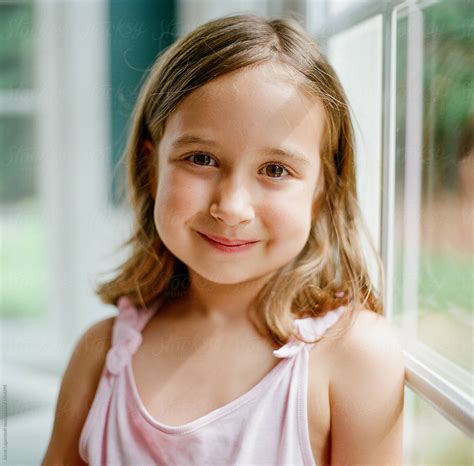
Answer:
[
  {"left": 0, "top": 2, "right": 46, "bottom": 321},
  {"left": 311, "top": 0, "right": 473, "bottom": 463},
  {"left": 392, "top": 0, "right": 472, "bottom": 374}
]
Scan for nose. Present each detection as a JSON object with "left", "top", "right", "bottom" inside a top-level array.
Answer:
[{"left": 210, "top": 177, "right": 255, "bottom": 226}]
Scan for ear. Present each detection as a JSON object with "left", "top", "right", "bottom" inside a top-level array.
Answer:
[{"left": 143, "top": 139, "right": 157, "bottom": 200}]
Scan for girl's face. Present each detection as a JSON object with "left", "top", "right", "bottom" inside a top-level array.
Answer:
[{"left": 152, "top": 62, "right": 325, "bottom": 286}]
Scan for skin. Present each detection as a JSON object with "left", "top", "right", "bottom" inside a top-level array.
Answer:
[{"left": 144, "top": 62, "right": 325, "bottom": 326}]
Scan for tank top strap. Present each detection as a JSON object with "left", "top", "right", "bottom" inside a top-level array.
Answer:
[
  {"left": 105, "top": 296, "right": 157, "bottom": 377},
  {"left": 273, "top": 305, "right": 347, "bottom": 359}
]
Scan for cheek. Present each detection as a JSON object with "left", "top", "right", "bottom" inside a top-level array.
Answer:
[
  {"left": 263, "top": 192, "right": 313, "bottom": 244},
  {"left": 154, "top": 170, "right": 205, "bottom": 233}
]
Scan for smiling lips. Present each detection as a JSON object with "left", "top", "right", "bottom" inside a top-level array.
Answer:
[
  {"left": 198, "top": 231, "right": 259, "bottom": 246},
  {"left": 196, "top": 230, "right": 260, "bottom": 254}
]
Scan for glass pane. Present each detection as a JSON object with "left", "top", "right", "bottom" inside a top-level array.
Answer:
[
  {"left": 0, "top": 10, "right": 46, "bottom": 320},
  {"left": 404, "top": 388, "right": 473, "bottom": 464},
  {"left": 1, "top": 198, "right": 46, "bottom": 320},
  {"left": 392, "top": 0, "right": 473, "bottom": 374},
  {"left": 0, "top": 116, "right": 35, "bottom": 202},
  {"left": 327, "top": 15, "right": 383, "bottom": 284},
  {"left": 0, "top": 2, "right": 34, "bottom": 89}
]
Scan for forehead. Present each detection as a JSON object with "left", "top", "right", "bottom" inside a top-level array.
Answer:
[{"left": 160, "top": 62, "right": 325, "bottom": 158}]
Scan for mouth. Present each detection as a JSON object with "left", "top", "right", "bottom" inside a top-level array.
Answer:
[
  {"left": 197, "top": 231, "right": 259, "bottom": 253},
  {"left": 197, "top": 231, "right": 259, "bottom": 246}
]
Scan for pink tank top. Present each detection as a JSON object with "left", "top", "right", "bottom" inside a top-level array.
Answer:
[{"left": 79, "top": 296, "right": 347, "bottom": 465}]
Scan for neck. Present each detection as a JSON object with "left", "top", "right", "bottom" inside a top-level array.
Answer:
[{"left": 175, "top": 268, "right": 275, "bottom": 326}]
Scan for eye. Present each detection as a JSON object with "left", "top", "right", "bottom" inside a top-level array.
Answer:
[
  {"left": 263, "top": 163, "right": 291, "bottom": 179},
  {"left": 185, "top": 152, "right": 216, "bottom": 167}
]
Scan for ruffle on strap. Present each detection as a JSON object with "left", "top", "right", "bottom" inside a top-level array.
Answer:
[
  {"left": 105, "top": 297, "right": 144, "bottom": 376},
  {"left": 273, "top": 305, "right": 347, "bottom": 359}
]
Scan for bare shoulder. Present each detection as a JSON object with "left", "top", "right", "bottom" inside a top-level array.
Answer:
[
  {"left": 76, "top": 316, "right": 116, "bottom": 362},
  {"left": 41, "top": 316, "right": 116, "bottom": 466},
  {"left": 328, "top": 309, "right": 406, "bottom": 464},
  {"left": 328, "top": 308, "right": 406, "bottom": 393},
  {"left": 332, "top": 308, "right": 403, "bottom": 354}
]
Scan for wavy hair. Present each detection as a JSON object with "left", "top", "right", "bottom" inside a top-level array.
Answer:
[{"left": 95, "top": 13, "right": 384, "bottom": 346}]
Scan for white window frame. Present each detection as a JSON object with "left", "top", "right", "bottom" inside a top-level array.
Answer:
[
  {"left": 3, "top": 0, "right": 130, "bottom": 375},
  {"left": 307, "top": 0, "right": 474, "bottom": 439}
]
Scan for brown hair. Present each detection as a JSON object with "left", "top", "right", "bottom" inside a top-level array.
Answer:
[{"left": 95, "top": 13, "right": 384, "bottom": 346}]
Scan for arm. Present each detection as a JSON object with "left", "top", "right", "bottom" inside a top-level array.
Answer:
[
  {"left": 41, "top": 316, "right": 115, "bottom": 466},
  {"left": 328, "top": 310, "right": 406, "bottom": 465}
]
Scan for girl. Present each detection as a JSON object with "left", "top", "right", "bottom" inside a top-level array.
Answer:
[{"left": 42, "top": 13, "right": 405, "bottom": 466}]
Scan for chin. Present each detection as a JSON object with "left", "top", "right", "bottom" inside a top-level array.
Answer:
[{"left": 187, "top": 263, "right": 268, "bottom": 287}]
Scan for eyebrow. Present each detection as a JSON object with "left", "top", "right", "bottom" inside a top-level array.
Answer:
[{"left": 170, "top": 134, "right": 312, "bottom": 166}]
